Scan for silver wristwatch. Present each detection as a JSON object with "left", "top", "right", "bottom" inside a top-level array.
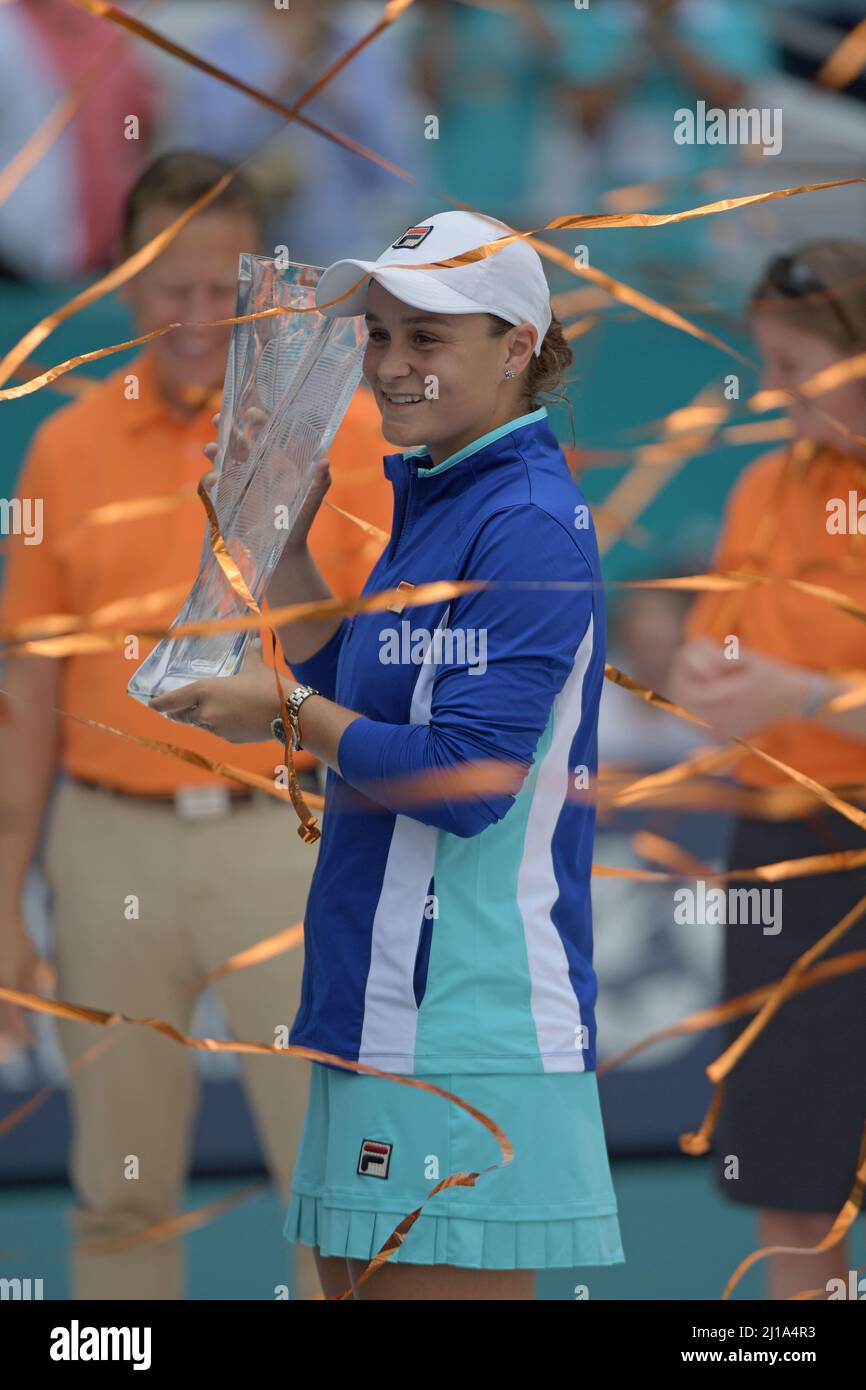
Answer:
[{"left": 271, "top": 684, "right": 321, "bottom": 752}]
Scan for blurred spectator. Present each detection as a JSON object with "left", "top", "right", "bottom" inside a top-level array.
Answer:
[
  {"left": 166, "top": 0, "right": 419, "bottom": 265},
  {"left": 0, "top": 151, "right": 393, "bottom": 1301},
  {"left": 557, "top": 0, "right": 776, "bottom": 187},
  {"left": 412, "top": 0, "right": 566, "bottom": 229},
  {"left": 670, "top": 239, "right": 866, "bottom": 1297},
  {"left": 0, "top": 0, "right": 155, "bottom": 280},
  {"left": 549, "top": 0, "right": 778, "bottom": 286}
]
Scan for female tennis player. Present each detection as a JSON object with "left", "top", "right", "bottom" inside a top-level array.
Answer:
[
  {"left": 671, "top": 240, "right": 866, "bottom": 1300},
  {"left": 152, "top": 210, "right": 624, "bottom": 1300}
]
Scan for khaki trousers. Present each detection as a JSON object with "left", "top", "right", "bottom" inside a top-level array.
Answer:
[{"left": 42, "top": 777, "right": 320, "bottom": 1301}]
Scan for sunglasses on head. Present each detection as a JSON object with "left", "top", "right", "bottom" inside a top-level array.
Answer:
[{"left": 765, "top": 253, "right": 857, "bottom": 346}]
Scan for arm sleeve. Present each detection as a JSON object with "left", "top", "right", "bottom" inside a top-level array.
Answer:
[
  {"left": 289, "top": 618, "right": 350, "bottom": 700},
  {"left": 337, "top": 505, "right": 596, "bottom": 837}
]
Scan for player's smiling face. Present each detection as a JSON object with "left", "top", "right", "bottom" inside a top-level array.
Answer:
[{"left": 363, "top": 279, "right": 522, "bottom": 466}]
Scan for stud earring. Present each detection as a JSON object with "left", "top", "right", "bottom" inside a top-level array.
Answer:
[{"left": 504, "top": 367, "right": 514, "bottom": 379}]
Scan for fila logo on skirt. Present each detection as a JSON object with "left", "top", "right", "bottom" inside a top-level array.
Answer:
[
  {"left": 357, "top": 1138, "right": 392, "bottom": 1179},
  {"left": 391, "top": 225, "right": 433, "bottom": 250}
]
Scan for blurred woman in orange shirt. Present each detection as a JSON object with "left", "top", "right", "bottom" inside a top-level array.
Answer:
[{"left": 672, "top": 240, "right": 866, "bottom": 1300}]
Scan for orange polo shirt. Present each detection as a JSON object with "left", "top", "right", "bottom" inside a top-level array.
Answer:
[
  {"left": 685, "top": 444, "right": 866, "bottom": 787},
  {"left": 0, "top": 353, "right": 392, "bottom": 792}
]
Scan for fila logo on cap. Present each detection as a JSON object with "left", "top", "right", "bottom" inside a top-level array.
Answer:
[
  {"left": 357, "top": 1138, "right": 392, "bottom": 1178},
  {"left": 391, "top": 225, "right": 434, "bottom": 250}
]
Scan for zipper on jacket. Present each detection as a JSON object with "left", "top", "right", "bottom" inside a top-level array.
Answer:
[{"left": 385, "top": 462, "right": 416, "bottom": 565}]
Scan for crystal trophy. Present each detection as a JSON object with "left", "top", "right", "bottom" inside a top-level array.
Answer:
[{"left": 127, "top": 254, "right": 366, "bottom": 707}]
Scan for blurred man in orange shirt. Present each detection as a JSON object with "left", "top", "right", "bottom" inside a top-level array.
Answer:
[{"left": 0, "top": 152, "right": 392, "bottom": 1300}]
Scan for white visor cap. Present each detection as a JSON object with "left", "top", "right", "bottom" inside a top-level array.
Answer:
[{"left": 314, "top": 211, "right": 553, "bottom": 357}]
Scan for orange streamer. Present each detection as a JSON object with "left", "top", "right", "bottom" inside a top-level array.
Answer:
[{"left": 817, "top": 17, "right": 866, "bottom": 90}]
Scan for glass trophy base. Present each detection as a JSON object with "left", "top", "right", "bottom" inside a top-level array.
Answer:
[
  {"left": 127, "top": 254, "right": 366, "bottom": 714},
  {"left": 133, "top": 641, "right": 246, "bottom": 699}
]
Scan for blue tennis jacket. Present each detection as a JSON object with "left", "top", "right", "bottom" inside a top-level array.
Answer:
[{"left": 289, "top": 405, "right": 605, "bottom": 1075}]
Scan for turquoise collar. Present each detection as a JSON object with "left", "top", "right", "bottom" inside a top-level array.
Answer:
[{"left": 403, "top": 406, "right": 548, "bottom": 477}]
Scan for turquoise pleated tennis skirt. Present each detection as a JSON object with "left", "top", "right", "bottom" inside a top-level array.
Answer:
[{"left": 283, "top": 1062, "right": 625, "bottom": 1270}]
